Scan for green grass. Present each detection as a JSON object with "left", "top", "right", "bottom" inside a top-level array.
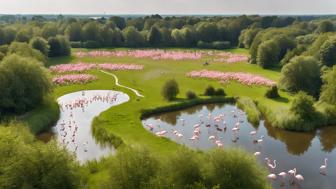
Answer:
[
  {"left": 40, "top": 48, "right": 292, "bottom": 187},
  {"left": 19, "top": 96, "right": 60, "bottom": 134},
  {"left": 48, "top": 48, "right": 292, "bottom": 153}
]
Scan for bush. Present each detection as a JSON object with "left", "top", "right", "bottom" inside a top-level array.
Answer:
[
  {"left": 214, "top": 88, "right": 226, "bottom": 96},
  {"left": 8, "top": 42, "right": 46, "bottom": 64},
  {"left": 0, "top": 124, "right": 81, "bottom": 189},
  {"left": 204, "top": 85, "right": 215, "bottom": 96},
  {"left": 70, "top": 41, "right": 84, "bottom": 48},
  {"left": 84, "top": 40, "right": 101, "bottom": 48},
  {"left": 279, "top": 56, "right": 322, "bottom": 97},
  {"left": 236, "top": 97, "right": 261, "bottom": 126},
  {"left": 212, "top": 41, "right": 231, "bottom": 49},
  {"left": 186, "top": 90, "right": 197, "bottom": 99},
  {"left": 0, "top": 54, "right": 51, "bottom": 115},
  {"left": 48, "top": 35, "right": 71, "bottom": 57},
  {"left": 29, "top": 37, "right": 49, "bottom": 56},
  {"left": 290, "top": 92, "right": 316, "bottom": 120},
  {"left": 197, "top": 40, "right": 231, "bottom": 49},
  {"left": 265, "top": 85, "right": 280, "bottom": 98},
  {"left": 162, "top": 79, "right": 179, "bottom": 101}
]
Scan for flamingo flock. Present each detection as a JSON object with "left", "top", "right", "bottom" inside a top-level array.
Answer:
[
  {"left": 56, "top": 91, "right": 119, "bottom": 155},
  {"left": 143, "top": 106, "right": 333, "bottom": 188}
]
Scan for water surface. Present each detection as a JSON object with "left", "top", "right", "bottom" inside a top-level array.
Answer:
[
  {"left": 142, "top": 104, "right": 336, "bottom": 189},
  {"left": 46, "top": 90, "right": 129, "bottom": 162}
]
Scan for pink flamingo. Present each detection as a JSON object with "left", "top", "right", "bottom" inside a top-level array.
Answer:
[
  {"left": 319, "top": 158, "right": 328, "bottom": 175},
  {"left": 267, "top": 173, "right": 277, "bottom": 180}
]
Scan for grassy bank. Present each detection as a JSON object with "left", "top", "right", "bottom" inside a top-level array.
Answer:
[{"left": 19, "top": 96, "right": 60, "bottom": 134}]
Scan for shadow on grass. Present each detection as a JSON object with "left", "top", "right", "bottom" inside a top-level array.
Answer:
[
  {"left": 46, "top": 56, "right": 75, "bottom": 67},
  {"left": 272, "top": 96, "right": 289, "bottom": 103}
]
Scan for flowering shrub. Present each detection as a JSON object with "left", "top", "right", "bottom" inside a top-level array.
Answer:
[
  {"left": 49, "top": 63, "right": 144, "bottom": 73},
  {"left": 49, "top": 63, "right": 96, "bottom": 73},
  {"left": 75, "top": 50, "right": 202, "bottom": 60},
  {"left": 214, "top": 52, "right": 249, "bottom": 64},
  {"left": 98, "top": 63, "right": 143, "bottom": 71},
  {"left": 52, "top": 74, "right": 97, "bottom": 85},
  {"left": 187, "top": 70, "right": 276, "bottom": 87}
]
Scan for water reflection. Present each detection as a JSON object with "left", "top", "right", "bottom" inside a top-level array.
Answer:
[
  {"left": 39, "top": 90, "right": 129, "bottom": 163},
  {"left": 142, "top": 104, "right": 336, "bottom": 189}
]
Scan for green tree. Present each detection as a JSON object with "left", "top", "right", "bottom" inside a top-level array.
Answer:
[
  {"left": 122, "top": 26, "right": 145, "bottom": 47},
  {"left": 196, "top": 22, "right": 218, "bottom": 42},
  {"left": 109, "top": 16, "right": 126, "bottom": 30},
  {"left": 108, "top": 146, "right": 158, "bottom": 189},
  {"left": 320, "top": 66, "right": 336, "bottom": 104},
  {"left": 0, "top": 55, "right": 51, "bottom": 114},
  {"left": 290, "top": 92, "right": 316, "bottom": 120},
  {"left": 320, "top": 37, "right": 336, "bottom": 67},
  {"left": 162, "top": 79, "right": 179, "bottom": 101},
  {"left": 41, "top": 23, "right": 59, "bottom": 39},
  {"left": 317, "top": 20, "right": 334, "bottom": 33},
  {"left": 0, "top": 125, "right": 81, "bottom": 189},
  {"left": 29, "top": 37, "right": 50, "bottom": 56},
  {"left": 82, "top": 21, "right": 101, "bottom": 41},
  {"left": 147, "top": 26, "right": 162, "bottom": 46},
  {"left": 65, "top": 22, "right": 82, "bottom": 41},
  {"left": 257, "top": 40, "right": 279, "bottom": 68},
  {"left": 15, "top": 29, "right": 31, "bottom": 42},
  {"left": 48, "top": 35, "right": 71, "bottom": 57},
  {"left": 279, "top": 56, "right": 322, "bottom": 97},
  {"left": 8, "top": 42, "right": 46, "bottom": 63}
]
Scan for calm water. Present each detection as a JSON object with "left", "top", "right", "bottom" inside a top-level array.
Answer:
[
  {"left": 41, "top": 90, "right": 129, "bottom": 163},
  {"left": 142, "top": 104, "right": 336, "bottom": 189}
]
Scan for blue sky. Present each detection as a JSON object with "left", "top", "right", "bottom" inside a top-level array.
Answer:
[{"left": 0, "top": 0, "right": 335, "bottom": 14}]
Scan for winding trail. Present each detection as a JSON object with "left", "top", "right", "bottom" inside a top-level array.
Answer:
[{"left": 100, "top": 70, "right": 145, "bottom": 98}]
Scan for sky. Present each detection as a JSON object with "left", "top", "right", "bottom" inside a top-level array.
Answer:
[{"left": 0, "top": 0, "right": 335, "bottom": 15}]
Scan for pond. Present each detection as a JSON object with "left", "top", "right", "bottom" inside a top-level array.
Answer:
[
  {"left": 39, "top": 90, "right": 129, "bottom": 163},
  {"left": 142, "top": 104, "right": 336, "bottom": 189}
]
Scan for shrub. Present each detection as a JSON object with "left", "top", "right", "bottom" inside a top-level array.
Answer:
[
  {"left": 84, "top": 40, "right": 101, "bottom": 48},
  {"left": 186, "top": 90, "right": 197, "bottom": 99},
  {"left": 214, "top": 88, "right": 226, "bottom": 96},
  {"left": 265, "top": 85, "right": 280, "bottom": 98},
  {"left": 290, "top": 92, "right": 316, "bottom": 120},
  {"left": 236, "top": 97, "right": 261, "bottom": 126},
  {"left": 279, "top": 56, "right": 322, "bottom": 97},
  {"left": 204, "top": 85, "right": 215, "bottom": 96},
  {"left": 70, "top": 41, "right": 84, "bottom": 48},
  {"left": 197, "top": 40, "right": 231, "bottom": 49},
  {"left": 320, "top": 66, "right": 336, "bottom": 104},
  {"left": 162, "top": 79, "right": 179, "bottom": 101},
  {"left": 48, "top": 35, "right": 71, "bottom": 57},
  {"left": 29, "top": 37, "right": 50, "bottom": 56},
  {"left": 0, "top": 55, "right": 51, "bottom": 115}
]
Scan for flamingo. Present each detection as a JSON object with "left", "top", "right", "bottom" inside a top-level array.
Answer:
[
  {"left": 319, "top": 158, "right": 328, "bottom": 175},
  {"left": 267, "top": 173, "right": 277, "bottom": 180},
  {"left": 254, "top": 151, "right": 261, "bottom": 156},
  {"left": 267, "top": 160, "right": 277, "bottom": 172},
  {"left": 256, "top": 135, "right": 264, "bottom": 144},
  {"left": 294, "top": 169, "right": 304, "bottom": 183},
  {"left": 209, "top": 135, "right": 216, "bottom": 140},
  {"left": 278, "top": 172, "right": 287, "bottom": 187}
]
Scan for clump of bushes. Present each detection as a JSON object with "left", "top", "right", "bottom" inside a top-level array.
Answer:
[
  {"left": 265, "top": 85, "right": 280, "bottom": 99},
  {"left": 197, "top": 40, "right": 231, "bottom": 49},
  {"left": 204, "top": 86, "right": 226, "bottom": 97},
  {"left": 161, "top": 79, "right": 179, "bottom": 101},
  {"left": 186, "top": 90, "right": 197, "bottom": 99},
  {"left": 106, "top": 146, "right": 270, "bottom": 189},
  {"left": 274, "top": 92, "right": 326, "bottom": 131},
  {"left": 237, "top": 97, "right": 261, "bottom": 126},
  {"left": 204, "top": 85, "right": 216, "bottom": 96}
]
